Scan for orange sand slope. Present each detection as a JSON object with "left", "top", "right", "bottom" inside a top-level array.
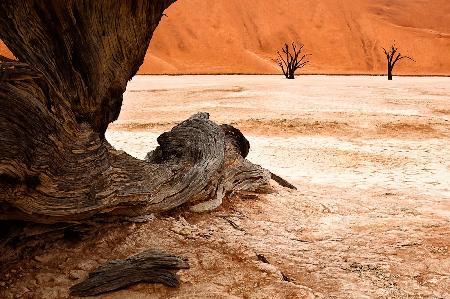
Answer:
[
  {"left": 2, "top": 0, "right": 450, "bottom": 75},
  {"left": 0, "top": 42, "right": 12, "bottom": 58}
]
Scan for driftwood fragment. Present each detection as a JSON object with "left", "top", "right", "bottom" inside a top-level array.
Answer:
[
  {"left": 281, "top": 271, "right": 292, "bottom": 282},
  {"left": 270, "top": 172, "right": 297, "bottom": 190},
  {"left": 69, "top": 250, "right": 189, "bottom": 297},
  {"left": 256, "top": 253, "right": 292, "bottom": 282},
  {"left": 221, "top": 216, "right": 245, "bottom": 232},
  {"left": 256, "top": 253, "right": 270, "bottom": 264}
]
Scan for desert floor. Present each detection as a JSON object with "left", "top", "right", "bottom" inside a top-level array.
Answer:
[{"left": 3, "top": 75, "right": 450, "bottom": 298}]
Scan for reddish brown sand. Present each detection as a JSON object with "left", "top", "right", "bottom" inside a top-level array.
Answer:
[
  {"left": 2, "top": 75, "right": 449, "bottom": 298},
  {"left": 143, "top": 0, "right": 450, "bottom": 75},
  {"left": 0, "top": 42, "right": 12, "bottom": 58},
  {"left": 2, "top": 0, "right": 450, "bottom": 75}
]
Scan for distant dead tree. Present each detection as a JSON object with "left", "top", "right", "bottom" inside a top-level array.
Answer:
[
  {"left": 383, "top": 43, "right": 415, "bottom": 80},
  {"left": 275, "top": 42, "right": 310, "bottom": 79}
]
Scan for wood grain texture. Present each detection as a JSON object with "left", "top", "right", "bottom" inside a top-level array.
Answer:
[
  {"left": 0, "top": 0, "right": 176, "bottom": 134},
  {"left": 0, "top": 1, "right": 272, "bottom": 224},
  {"left": 69, "top": 250, "right": 189, "bottom": 297}
]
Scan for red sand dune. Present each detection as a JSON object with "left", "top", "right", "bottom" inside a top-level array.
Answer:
[
  {"left": 0, "top": 41, "right": 12, "bottom": 59},
  {"left": 2, "top": 0, "right": 450, "bottom": 75}
]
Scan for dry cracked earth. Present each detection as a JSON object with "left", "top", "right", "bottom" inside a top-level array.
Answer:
[{"left": 2, "top": 75, "right": 449, "bottom": 298}]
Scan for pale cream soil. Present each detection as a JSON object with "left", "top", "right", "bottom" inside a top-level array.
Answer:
[{"left": 2, "top": 75, "right": 450, "bottom": 298}]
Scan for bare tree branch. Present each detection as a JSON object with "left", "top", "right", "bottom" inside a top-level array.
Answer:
[
  {"left": 274, "top": 42, "right": 310, "bottom": 79},
  {"left": 383, "top": 43, "right": 414, "bottom": 80}
]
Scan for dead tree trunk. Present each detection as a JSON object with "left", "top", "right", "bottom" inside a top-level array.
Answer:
[
  {"left": 387, "top": 64, "right": 393, "bottom": 81},
  {"left": 274, "top": 42, "right": 310, "bottom": 79},
  {"left": 383, "top": 44, "right": 414, "bottom": 80},
  {"left": 0, "top": 1, "right": 271, "bottom": 224}
]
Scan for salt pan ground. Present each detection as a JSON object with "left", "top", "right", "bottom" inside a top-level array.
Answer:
[{"left": 3, "top": 75, "right": 449, "bottom": 298}]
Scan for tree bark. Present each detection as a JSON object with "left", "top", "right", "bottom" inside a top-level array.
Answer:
[
  {"left": 69, "top": 250, "right": 189, "bottom": 297},
  {"left": 0, "top": 1, "right": 271, "bottom": 224},
  {"left": 388, "top": 66, "right": 393, "bottom": 80}
]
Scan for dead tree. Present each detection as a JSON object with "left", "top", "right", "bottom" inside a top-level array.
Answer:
[
  {"left": 0, "top": 1, "right": 272, "bottom": 224},
  {"left": 0, "top": 2, "right": 303, "bottom": 294},
  {"left": 383, "top": 44, "right": 414, "bottom": 80},
  {"left": 275, "top": 42, "right": 310, "bottom": 79}
]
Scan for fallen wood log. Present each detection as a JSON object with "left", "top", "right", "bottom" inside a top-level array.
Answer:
[
  {"left": 270, "top": 172, "right": 297, "bottom": 190},
  {"left": 70, "top": 250, "right": 189, "bottom": 297}
]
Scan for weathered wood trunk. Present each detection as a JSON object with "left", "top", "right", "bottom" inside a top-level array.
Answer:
[
  {"left": 388, "top": 65, "right": 393, "bottom": 80},
  {"left": 0, "top": 0, "right": 271, "bottom": 224}
]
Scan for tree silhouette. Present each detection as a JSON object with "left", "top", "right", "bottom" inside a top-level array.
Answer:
[
  {"left": 275, "top": 42, "right": 310, "bottom": 79},
  {"left": 383, "top": 43, "right": 415, "bottom": 80}
]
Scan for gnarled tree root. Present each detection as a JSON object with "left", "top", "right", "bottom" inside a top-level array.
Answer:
[
  {"left": 69, "top": 250, "right": 189, "bottom": 297},
  {"left": 0, "top": 108, "right": 271, "bottom": 223}
]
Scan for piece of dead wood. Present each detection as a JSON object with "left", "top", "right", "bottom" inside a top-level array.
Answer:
[
  {"left": 256, "top": 253, "right": 270, "bottom": 264},
  {"left": 281, "top": 271, "right": 292, "bottom": 282},
  {"left": 69, "top": 250, "right": 189, "bottom": 297},
  {"left": 270, "top": 172, "right": 297, "bottom": 190},
  {"left": 256, "top": 254, "right": 292, "bottom": 282},
  {"left": 221, "top": 216, "right": 245, "bottom": 232}
]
